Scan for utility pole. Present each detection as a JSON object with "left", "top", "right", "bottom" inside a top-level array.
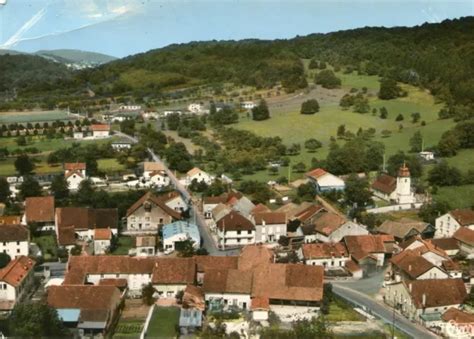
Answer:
[
  {"left": 382, "top": 153, "right": 386, "bottom": 173},
  {"left": 288, "top": 159, "right": 291, "bottom": 185}
]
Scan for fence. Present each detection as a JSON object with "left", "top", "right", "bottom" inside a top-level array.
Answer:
[
  {"left": 140, "top": 304, "right": 155, "bottom": 339},
  {"left": 366, "top": 203, "right": 423, "bottom": 214}
]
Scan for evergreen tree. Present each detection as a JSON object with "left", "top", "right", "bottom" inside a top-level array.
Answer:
[{"left": 251, "top": 100, "right": 270, "bottom": 121}]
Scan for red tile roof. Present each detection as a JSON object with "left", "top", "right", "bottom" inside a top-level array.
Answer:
[
  {"left": 0, "top": 256, "right": 35, "bottom": 287},
  {"left": 442, "top": 308, "right": 474, "bottom": 324},
  {"left": 94, "top": 228, "right": 112, "bottom": 241},
  {"left": 305, "top": 168, "right": 327, "bottom": 179},
  {"left": 194, "top": 256, "right": 238, "bottom": 272},
  {"left": 64, "top": 163, "right": 86, "bottom": 171},
  {"left": 203, "top": 269, "right": 253, "bottom": 294},
  {"left": 98, "top": 278, "right": 128, "bottom": 288},
  {"left": 428, "top": 238, "right": 459, "bottom": 252},
  {"left": 91, "top": 124, "right": 110, "bottom": 131},
  {"left": 126, "top": 192, "right": 181, "bottom": 219},
  {"left": 450, "top": 209, "right": 474, "bottom": 226},
  {"left": 371, "top": 174, "right": 396, "bottom": 194},
  {"left": 47, "top": 285, "right": 121, "bottom": 310},
  {"left": 216, "top": 211, "right": 254, "bottom": 232},
  {"left": 314, "top": 212, "right": 347, "bottom": 236},
  {"left": 293, "top": 204, "right": 325, "bottom": 223},
  {"left": 344, "top": 235, "right": 392, "bottom": 261},
  {"left": 253, "top": 212, "right": 286, "bottom": 225},
  {"left": 302, "top": 242, "right": 348, "bottom": 259},
  {"left": 24, "top": 196, "right": 55, "bottom": 223},
  {"left": 405, "top": 279, "right": 467, "bottom": 309},
  {"left": 251, "top": 204, "right": 271, "bottom": 214},
  {"left": 0, "top": 224, "right": 29, "bottom": 242},
  {"left": 238, "top": 245, "right": 274, "bottom": 271},
  {"left": 390, "top": 250, "right": 437, "bottom": 279},
  {"left": 251, "top": 296, "right": 270, "bottom": 310},
  {"left": 151, "top": 258, "right": 195, "bottom": 285},
  {"left": 345, "top": 260, "right": 362, "bottom": 274},
  {"left": 453, "top": 227, "right": 474, "bottom": 246}
]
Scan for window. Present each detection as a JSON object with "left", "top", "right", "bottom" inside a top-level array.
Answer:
[
  {"left": 16, "top": 241, "right": 20, "bottom": 245},
  {"left": 248, "top": 230, "right": 251, "bottom": 234},
  {"left": 237, "top": 230, "right": 241, "bottom": 235},
  {"left": 131, "top": 217, "right": 136, "bottom": 222},
  {"left": 159, "top": 218, "right": 164, "bottom": 224},
  {"left": 16, "top": 249, "right": 20, "bottom": 254},
  {"left": 145, "top": 217, "right": 150, "bottom": 222}
]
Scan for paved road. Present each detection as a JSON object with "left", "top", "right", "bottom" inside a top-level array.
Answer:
[
  {"left": 332, "top": 284, "right": 438, "bottom": 339},
  {"left": 115, "top": 131, "right": 237, "bottom": 256}
]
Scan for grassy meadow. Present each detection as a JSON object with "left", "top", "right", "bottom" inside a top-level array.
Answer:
[{"left": 235, "top": 68, "right": 454, "bottom": 182}]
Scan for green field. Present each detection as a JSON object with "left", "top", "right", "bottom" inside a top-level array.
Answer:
[
  {"left": 0, "top": 110, "right": 76, "bottom": 124},
  {"left": 0, "top": 155, "right": 124, "bottom": 177},
  {"left": 113, "top": 319, "right": 143, "bottom": 339},
  {"left": 433, "top": 185, "right": 474, "bottom": 209},
  {"left": 145, "top": 307, "right": 180, "bottom": 338},
  {"left": 232, "top": 70, "right": 456, "bottom": 182},
  {"left": 326, "top": 297, "right": 364, "bottom": 322},
  {"left": 0, "top": 135, "right": 112, "bottom": 153}
]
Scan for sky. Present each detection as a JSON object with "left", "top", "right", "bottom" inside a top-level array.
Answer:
[{"left": 0, "top": 0, "right": 473, "bottom": 58}]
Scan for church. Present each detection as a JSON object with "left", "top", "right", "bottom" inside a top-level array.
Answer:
[{"left": 371, "top": 164, "right": 417, "bottom": 204}]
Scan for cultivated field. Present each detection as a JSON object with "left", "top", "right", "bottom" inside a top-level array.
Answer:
[{"left": 0, "top": 110, "right": 79, "bottom": 124}]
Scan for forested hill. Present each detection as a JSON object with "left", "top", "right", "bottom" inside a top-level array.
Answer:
[
  {"left": 2, "top": 16, "right": 474, "bottom": 109},
  {"left": 0, "top": 54, "right": 72, "bottom": 93}
]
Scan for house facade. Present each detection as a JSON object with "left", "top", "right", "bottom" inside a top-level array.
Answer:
[
  {"left": 124, "top": 192, "right": 181, "bottom": 235},
  {"left": 0, "top": 224, "right": 29, "bottom": 258},
  {"left": 384, "top": 279, "right": 467, "bottom": 322},
  {"left": 453, "top": 227, "right": 474, "bottom": 258},
  {"left": 0, "top": 256, "right": 36, "bottom": 311},
  {"left": 162, "top": 221, "right": 200, "bottom": 253},
  {"left": 252, "top": 212, "right": 287, "bottom": 243},
  {"left": 435, "top": 209, "right": 474, "bottom": 238},
  {"left": 91, "top": 124, "right": 110, "bottom": 138},
  {"left": 64, "top": 163, "right": 87, "bottom": 191},
  {"left": 216, "top": 211, "right": 255, "bottom": 247},
  {"left": 301, "top": 242, "right": 350, "bottom": 270},
  {"left": 23, "top": 196, "right": 55, "bottom": 231},
  {"left": 94, "top": 229, "right": 113, "bottom": 255},
  {"left": 186, "top": 167, "right": 213, "bottom": 186}
]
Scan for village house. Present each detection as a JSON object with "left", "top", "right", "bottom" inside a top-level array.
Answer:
[
  {"left": 399, "top": 236, "right": 451, "bottom": 266},
  {"left": 159, "top": 191, "right": 188, "bottom": 213},
  {"left": 73, "top": 130, "right": 84, "bottom": 139},
  {"left": 0, "top": 256, "right": 36, "bottom": 311},
  {"left": 180, "top": 285, "right": 205, "bottom": 333},
  {"left": 453, "top": 227, "right": 474, "bottom": 258},
  {"left": 134, "top": 236, "right": 157, "bottom": 256},
  {"left": 435, "top": 209, "right": 474, "bottom": 238},
  {"left": 377, "top": 218, "right": 434, "bottom": 242},
  {"left": 428, "top": 238, "right": 460, "bottom": 257},
  {"left": 90, "top": 124, "right": 110, "bottom": 138},
  {"left": 93, "top": 228, "right": 113, "bottom": 255},
  {"left": 343, "top": 235, "right": 395, "bottom": 274},
  {"left": 55, "top": 207, "right": 118, "bottom": 249},
  {"left": 300, "top": 242, "right": 350, "bottom": 270},
  {"left": 23, "top": 196, "right": 55, "bottom": 231},
  {"left": 152, "top": 258, "right": 196, "bottom": 298},
  {"left": 162, "top": 221, "right": 200, "bottom": 253},
  {"left": 305, "top": 168, "right": 345, "bottom": 192},
  {"left": 64, "top": 163, "right": 87, "bottom": 191},
  {"left": 47, "top": 285, "right": 123, "bottom": 335},
  {"left": 384, "top": 279, "right": 467, "bottom": 323},
  {"left": 251, "top": 212, "right": 287, "bottom": 244},
  {"left": 143, "top": 162, "right": 171, "bottom": 188},
  {"left": 388, "top": 250, "right": 450, "bottom": 282},
  {"left": 440, "top": 308, "right": 474, "bottom": 338},
  {"left": 207, "top": 204, "right": 232, "bottom": 232},
  {"left": 0, "top": 224, "right": 29, "bottom": 258},
  {"left": 188, "top": 103, "right": 203, "bottom": 114},
  {"left": 185, "top": 167, "right": 214, "bottom": 186},
  {"left": 124, "top": 192, "right": 181, "bottom": 235},
  {"left": 216, "top": 211, "right": 255, "bottom": 248},
  {"left": 300, "top": 211, "right": 368, "bottom": 243},
  {"left": 371, "top": 164, "right": 416, "bottom": 204}
]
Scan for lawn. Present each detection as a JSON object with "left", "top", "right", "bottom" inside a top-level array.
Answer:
[
  {"left": 433, "top": 185, "right": 474, "bottom": 209},
  {"left": 111, "top": 236, "right": 134, "bottom": 255},
  {"left": 98, "top": 158, "right": 126, "bottom": 173},
  {"left": 145, "top": 307, "right": 180, "bottom": 338},
  {"left": 32, "top": 234, "right": 58, "bottom": 261},
  {"left": 0, "top": 110, "right": 74, "bottom": 124},
  {"left": 326, "top": 297, "right": 365, "bottom": 322},
  {"left": 0, "top": 135, "right": 113, "bottom": 153},
  {"left": 0, "top": 156, "right": 62, "bottom": 177},
  {"left": 232, "top": 70, "right": 455, "bottom": 183}
]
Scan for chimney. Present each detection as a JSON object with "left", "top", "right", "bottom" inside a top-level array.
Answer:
[
  {"left": 409, "top": 283, "right": 412, "bottom": 292},
  {"left": 408, "top": 264, "right": 412, "bottom": 271},
  {"left": 422, "top": 293, "right": 426, "bottom": 307}
]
